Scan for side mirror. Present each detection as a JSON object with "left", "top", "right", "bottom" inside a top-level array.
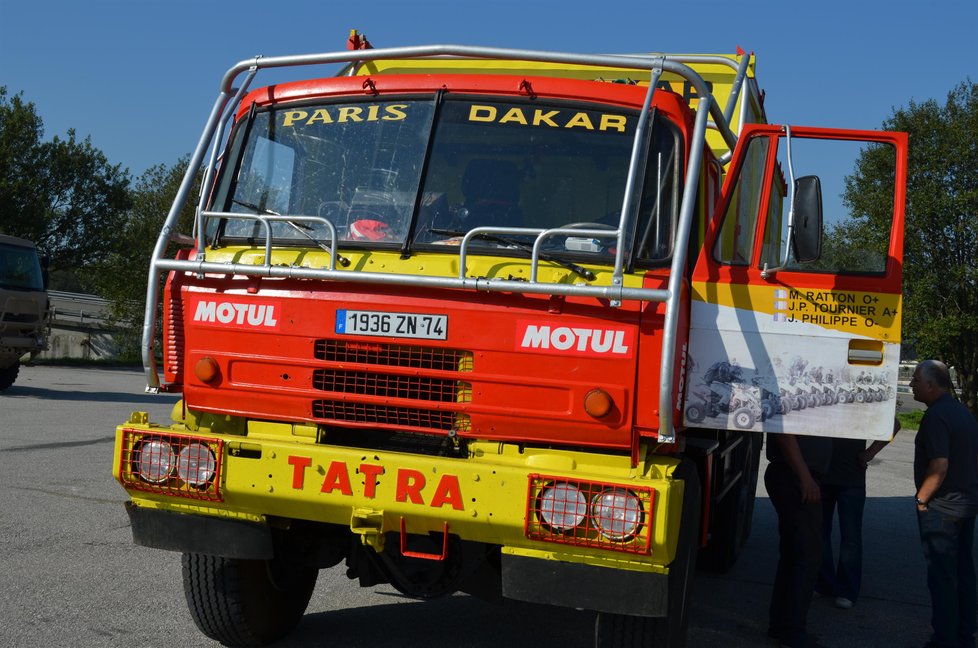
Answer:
[{"left": 791, "top": 175, "right": 822, "bottom": 263}]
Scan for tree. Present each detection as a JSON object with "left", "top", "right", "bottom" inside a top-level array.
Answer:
[
  {"left": 95, "top": 158, "right": 199, "bottom": 359},
  {"left": 0, "top": 87, "right": 132, "bottom": 282},
  {"left": 844, "top": 81, "right": 978, "bottom": 416}
]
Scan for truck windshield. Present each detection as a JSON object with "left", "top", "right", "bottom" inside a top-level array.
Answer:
[
  {"left": 0, "top": 243, "right": 44, "bottom": 291},
  {"left": 213, "top": 95, "right": 681, "bottom": 264}
]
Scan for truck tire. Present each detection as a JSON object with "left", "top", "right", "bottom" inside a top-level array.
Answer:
[
  {"left": 182, "top": 552, "right": 317, "bottom": 647},
  {"left": 698, "top": 431, "right": 760, "bottom": 573},
  {"left": 0, "top": 363, "right": 19, "bottom": 391},
  {"left": 594, "top": 461, "right": 701, "bottom": 648}
]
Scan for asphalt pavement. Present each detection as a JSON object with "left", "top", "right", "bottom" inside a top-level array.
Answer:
[{"left": 0, "top": 365, "right": 941, "bottom": 647}]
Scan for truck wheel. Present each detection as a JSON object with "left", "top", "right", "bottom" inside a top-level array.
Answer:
[
  {"left": 0, "top": 363, "right": 19, "bottom": 391},
  {"left": 594, "top": 462, "right": 701, "bottom": 648},
  {"left": 182, "top": 552, "right": 317, "bottom": 647}
]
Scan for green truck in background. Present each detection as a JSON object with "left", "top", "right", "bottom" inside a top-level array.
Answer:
[{"left": 0, "top": 234, "right": 48, "bottom": 390}]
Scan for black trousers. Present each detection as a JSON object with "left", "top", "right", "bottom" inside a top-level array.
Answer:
[
  {"left": 918, "top": 507, "right": 977, "bottom": 647},
  {"left": 766, "top": 461, "right": 824, "bottom": 644}
]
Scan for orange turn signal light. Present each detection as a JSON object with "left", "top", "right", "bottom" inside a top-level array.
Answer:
[
  {"left": 195, "top": 356, "right": 221, "bottom": 384},
  {"left": 583, "top": 388, "right": 613, "bottom": 418}
]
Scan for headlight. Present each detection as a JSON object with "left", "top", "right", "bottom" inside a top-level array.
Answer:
[
  {"left": 539, "top": 482, "right": 587, "bottom": 531},
  {"left": 134, "top": 438, "right": 175, "bottom": 483},
  {"left": 176, "top": 442, "right": 217, "bottom": 487},
  {"left": 591, "top": 488, "right": 643, "bottom": 540}
]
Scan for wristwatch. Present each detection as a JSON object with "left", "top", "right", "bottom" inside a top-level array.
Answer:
[{"left": 915, "top": 497, "right": 928, "bottom": 507}]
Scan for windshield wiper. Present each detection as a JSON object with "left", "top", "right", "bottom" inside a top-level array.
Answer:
[
  {"left": 429, "top": 228, "right": 596, "bottom": 281},
  {"left": 231, "top": 199, "right": 350, "bottom": 267}
]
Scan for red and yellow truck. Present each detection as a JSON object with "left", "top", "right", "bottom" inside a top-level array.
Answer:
[{"left": 113, "top": 33, "right": 907, "bottom": 647}]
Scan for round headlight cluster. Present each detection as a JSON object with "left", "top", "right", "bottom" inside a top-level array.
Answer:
[
  {"left": 538, "top": 482, "right": 644, "bottom": 541},
  {"left": 539, "top": 483, "right": 588, "bottom": 531},
  {"left": 135, "top": 438, "right": 176, "bottom": 483},
  {"left": 134, "top": 438, "right": 216, "bottom": 487},
  {"left": 177, "top": 442, "right": 218, "bottom": 487},
  {"left": 591, "top": 488, "right": 643, "bottom": 540}
]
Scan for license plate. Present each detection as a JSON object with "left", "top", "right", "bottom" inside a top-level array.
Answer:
[{"left": 335, "top": 310, "right": 448, "bottom": 340}]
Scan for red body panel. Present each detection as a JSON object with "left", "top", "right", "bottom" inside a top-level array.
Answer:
[{"left": 173, "top": 275, "right": 647, "bottom": 451}]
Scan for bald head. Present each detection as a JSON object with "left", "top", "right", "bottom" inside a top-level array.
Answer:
[{"left": 911, "top": 359, "right": 954, "bottom": 405}]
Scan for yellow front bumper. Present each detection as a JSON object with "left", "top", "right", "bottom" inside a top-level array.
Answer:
[{"left": 113, "top": 411, "right": 688, "bottom": 572}]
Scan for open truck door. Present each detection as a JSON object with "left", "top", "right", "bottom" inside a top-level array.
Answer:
[{"left": 685, "top": 124, "right": 908, "bottom": 441}]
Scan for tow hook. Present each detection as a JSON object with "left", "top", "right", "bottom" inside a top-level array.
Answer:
[{"left": 350, "top": 507, "right": 385, "bottom": 552}]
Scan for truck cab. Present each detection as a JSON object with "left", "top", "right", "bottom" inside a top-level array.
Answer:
[{"left": 0, "top": 234, "right": 48, "bottom": 390}]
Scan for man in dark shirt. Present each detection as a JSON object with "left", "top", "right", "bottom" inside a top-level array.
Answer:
[
  {"left": 766, "top": 432, "right": 832, "bottom": 648},
  {"left": 911, "top": 359, "right": 978, "bottom": 648}
]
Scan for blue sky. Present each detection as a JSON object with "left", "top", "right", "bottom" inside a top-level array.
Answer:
[{"left": 3, "top": 0, "right": 976, "bottom": 177}]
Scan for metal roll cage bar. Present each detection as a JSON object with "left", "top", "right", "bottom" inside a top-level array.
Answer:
[{"left": 144, "top": 45, "right": 751, "bottom": 443}]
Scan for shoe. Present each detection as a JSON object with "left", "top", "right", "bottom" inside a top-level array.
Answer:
[{"left": 834, "top": 597, "right": 854, "bottom": 609}]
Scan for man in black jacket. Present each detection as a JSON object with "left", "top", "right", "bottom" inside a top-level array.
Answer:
[{"left": 911, "top": 359, "right": 978, "bottom": 648}]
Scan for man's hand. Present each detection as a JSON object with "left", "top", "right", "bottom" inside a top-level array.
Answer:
[
  {"left": 800, "top": 473, "right": 821, "bottom": 503},
  {"left": 773, "top": 433, "right": 821, "bottom": 503}
]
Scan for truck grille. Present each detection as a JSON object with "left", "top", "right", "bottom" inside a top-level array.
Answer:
[
  {"left": 311, "top": 400, "right": 470, "bottom": 432},
  {"left": 312, "top": 369, "right": 470, "bottom": 403},
  {"left": 312, "top": 339, "right": 473, "bottom": 433},
  {"left": 166, "top": 290, "right": 184, "bottom": 378},
  {"left": 314, "top": 339, "right": 472, "bottom": 372}
]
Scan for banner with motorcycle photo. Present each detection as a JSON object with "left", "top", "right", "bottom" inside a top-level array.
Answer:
[{"left": 682, "top": 281, "right": 901, "bottom": 441}]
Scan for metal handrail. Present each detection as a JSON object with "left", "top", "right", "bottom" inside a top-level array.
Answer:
[
  {"left": 195, "top": 65, "right": 259, "bottom": 257},
  {"left": 199, "top": 211, "right": 341, "bottom": 271},
  {"left": 143, "top": 44, "right": 744, "bottom": 443},
  {"left": 529, "top": 228, "right": 619, "bottom": 283}
]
